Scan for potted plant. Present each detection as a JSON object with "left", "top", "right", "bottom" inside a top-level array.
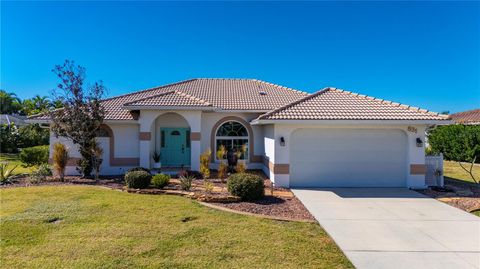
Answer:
[{"left": 152, "top": 151, "right": 161, "bottom": 169}]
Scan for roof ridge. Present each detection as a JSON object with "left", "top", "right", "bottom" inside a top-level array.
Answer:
[
  {"left": 250, "top": 79, "right": 309, "bottom": 95},
  {"left": 101, "top": 78, "right": 198, "bottom": 103},
  {"left": 330, "top": 88, "right": 448, "bottom": 118},
  {"left": 257, "top": 87, "right": 333, "bottom": 120},
  {"left": 173, "top": 90, "right": 212, "bottom": 106}
]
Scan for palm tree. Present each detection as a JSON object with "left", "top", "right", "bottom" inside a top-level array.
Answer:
[{"left": 0, "top": 90, "right": 22, "bottom": 114}]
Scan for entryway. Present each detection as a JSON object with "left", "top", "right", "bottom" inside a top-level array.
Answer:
[{"left": 160, "top": 127, "right": 191, "bottom": 167}]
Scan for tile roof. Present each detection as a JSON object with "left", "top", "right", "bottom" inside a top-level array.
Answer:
[
  {"left": 123, "top": 90, "right": 212, "bottom": 107},
  {"left": 449, "top": 108, "right": 480, "bottom": 124},
  {"left": 30, "top": 78, "right": 308, "bottom": 121},
  {"left": 257, "top": 87, "right": 449, "bottom": 121}
]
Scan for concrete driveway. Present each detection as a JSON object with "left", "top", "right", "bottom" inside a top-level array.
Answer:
[{"left": 292, "top": 188, "right": 480, "bottom": 269}]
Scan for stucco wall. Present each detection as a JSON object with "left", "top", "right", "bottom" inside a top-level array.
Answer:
[
  {"left": 266, "top": 123, "right": 428, "bottom": 188},
  {"left": 49, "top": 122, "right": 140, "bottom": 176},
  {"left": 263, "top": 124, "right": 275, "bottom": 179}
]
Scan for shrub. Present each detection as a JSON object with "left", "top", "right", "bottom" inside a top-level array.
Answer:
[
  {"left": 125, "top": 171, "right": 152, "bottom": 189},
  {"left": 29, "top": 164, "right": 52, "bottom": 184},
  {"left": 0, "top": 123, "right": 19, "bottom": 153},
  {"left": 127, "top": 167, "right": 151, "bottom": 174},
  {"left": 152, "top": 174, "right": 170, "bottom": 189},
  {"left": 19, "top": 145, "right": 49, "bottom": 166},
  {"left": 18, "top": 123, "right": 49, "bottom": 148},
  {"left": 52, "top": 143, "right": 69, "bottom": 181},
  {"left": 0, "top": 162, "right": 18, "bottom": 184},
  {"left": 179, "top": 175, "right": 194, "bottom": 191},
  {"left": 428, "top": 124, "right": 480, "bottom": 183},
  {"left": 235, "top": 162, "right": 246, "bottom": 173},
  {"left": 218, "top": 162, "right": 228, "bottom": 180},
  {"left": 227, "top": 173, "right": 264, "bottom": 201},
  {"left": 199, "top": 149, "right": 211, "bottom": 179}
]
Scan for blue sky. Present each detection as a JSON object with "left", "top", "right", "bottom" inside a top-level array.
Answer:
[{"left": 2, "top": 1, "right": 479, "bottom": 113}]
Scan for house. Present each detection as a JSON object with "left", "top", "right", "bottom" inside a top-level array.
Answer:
[
  {"left": 28, "top": 78, "right": 450, "bottom": 188},
  {"left": 449, "top": 108, "right": 480, "bottom": 125}
]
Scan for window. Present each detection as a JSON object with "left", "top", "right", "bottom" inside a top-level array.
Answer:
[{"left": 215, "top": 121, "right": 249, "bottom": 160}]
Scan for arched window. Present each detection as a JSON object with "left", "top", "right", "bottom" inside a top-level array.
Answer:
[{"left": 215, "top": 121, "right": 249, "bottom": 161}]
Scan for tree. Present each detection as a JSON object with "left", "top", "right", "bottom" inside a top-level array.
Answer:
[
  {"left": 0, "top": 90, "right": 22, "bottom": 114},
  {"left": 49, "top": 60, "right": 106, "bottom": 178},
  {"left": 428, "top": 125, "right": 480, "bottom": 183}
]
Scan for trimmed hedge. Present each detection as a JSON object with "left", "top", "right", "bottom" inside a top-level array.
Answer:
[
  {"left": 152, "top": 174, "right": 170, "bottom": 189},
  {"left": 127, "top": 167, "right": 151, "bottom": 174},
  {"left": 19, "top": 145, "right": 49, "bottom": 167},
  {"left": 227, "top": 173, "right": 264, "bottom": 201},
  {"left": 125, "top": 171, "right": 152, "bottom": 189}
]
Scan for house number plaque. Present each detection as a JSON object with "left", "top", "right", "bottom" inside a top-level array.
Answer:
[{"left": 407, "top": 126, "right": 417, "bottom": 133}]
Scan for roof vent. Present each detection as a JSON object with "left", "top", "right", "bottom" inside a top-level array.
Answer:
[{"left": 259, "top": 90, "right": 267, "bottom": 95}]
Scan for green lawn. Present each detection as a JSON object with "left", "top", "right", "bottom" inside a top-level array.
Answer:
[
  {"left": 0, "top": 153, "right": 34, "bottom": 175},
  {"left": 443, "top": 160, "right": 480, "bottom": 184},
  {"left": 0, "top": 185, "right": 352, "bottom": 269}
]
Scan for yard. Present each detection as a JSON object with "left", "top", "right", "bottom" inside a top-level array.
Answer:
[
  {"left": 0, "top": 153, "right": 34, "bottom": 175},
  {"left": 443, "top": 160, "right": 480, "bottom": 184},
  {"left": 0, "top": 185, "right": 352, "bottom": 269}
]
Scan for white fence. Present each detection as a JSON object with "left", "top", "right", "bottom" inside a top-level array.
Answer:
[{"left": 425, "top": 153, "right": 444, "bottom": 187}]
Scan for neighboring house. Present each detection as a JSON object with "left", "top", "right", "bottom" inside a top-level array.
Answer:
[
  {"left": 0, "top": 114, "right": 27, "bottom": 127},
  {"left": 28, "top": 78, "right": 450, "bottom": 188},
  {"left": 449, "top": 108, "right": 480, "bottom": 125}
]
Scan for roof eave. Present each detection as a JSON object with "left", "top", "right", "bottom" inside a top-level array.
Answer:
[{"left": 251, "top": 119, "right": 454, "bottom": 126}]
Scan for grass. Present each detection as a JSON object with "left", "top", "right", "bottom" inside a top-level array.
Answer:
[
  {"left": 0, "top": 153, "right": 35, "bottom": 175},
  {"left": 443, "top": 160, "right": 480, "bottom": 184},
  {"left": 0, "top": 185, "right": 352, "bottom": 269}
]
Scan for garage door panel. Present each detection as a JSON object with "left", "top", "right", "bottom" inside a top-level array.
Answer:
[{"left": 290, "top": 128, "right": 407, "bottom": 187}]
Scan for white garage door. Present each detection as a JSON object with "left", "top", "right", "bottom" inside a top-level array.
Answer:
[{"left": 290, "top": 128, "right": 407, "bottom": 187}]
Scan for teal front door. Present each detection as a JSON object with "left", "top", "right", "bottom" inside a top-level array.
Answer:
[{"left": 160, "top": 128, "right": 191, "bottom": 167}]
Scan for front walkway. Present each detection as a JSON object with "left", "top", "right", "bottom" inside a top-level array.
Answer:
[{"left": 292, "top": 188, "right": 480, "bottom": 269}]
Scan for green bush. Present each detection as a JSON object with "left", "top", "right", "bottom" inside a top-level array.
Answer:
[
  {"left": 19, "top": 145, "right": 49, "bottom": 167},
  {"left": 127, "top": 167, "right": 151, "bottom": 174},
  {"left": 18, "top": 124, "right": 49, "bottom": 148},
  {"left": 125, "top": 171, "right": 152, "bottom": 189},
  {"left": 227, "top": 173, "right": 264, "bottom": 201},
  {"left": 428, "top": 125, "right": 480, "bottom": 163},
  {"left": 152, "top": 174, "right": 170, "bottom": 189},
  {"left": 0, "top": 123, "right": 19, "bottom": 153},
  {"left": 29, "top": 164, "right": 52, "bottom": 184}
]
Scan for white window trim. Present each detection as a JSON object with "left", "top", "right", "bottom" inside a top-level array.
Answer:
[{"left": 214, "top": 120, "right": 250, "bottom": 162}]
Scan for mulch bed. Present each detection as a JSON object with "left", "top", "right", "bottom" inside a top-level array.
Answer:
[
  {"left": 1, "top": 171, "right": 315, "bottom": 222},
  {"left": 417, "top": 177, "right": 480, "bottom": 212},
  {"left": 210, "top": 196, "right": 315, "bottom": 221}
]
